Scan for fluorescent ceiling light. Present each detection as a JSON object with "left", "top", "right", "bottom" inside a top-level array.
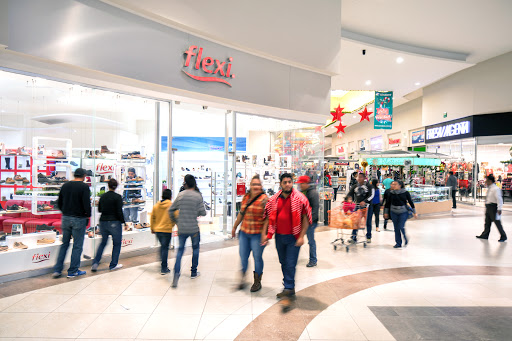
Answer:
[
  {"left": 396, "top": 57, "right": 404, "bottom": 64},
  {"left": 365, "top": 80, "right": 372, "bottom": 86},
  {"left": 415, "top": 82, "right": 421, "bottom": 86}
]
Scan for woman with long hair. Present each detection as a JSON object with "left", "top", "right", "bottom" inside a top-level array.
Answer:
[
  {"left": 384, "top": 180, "right": 416, "bottom": 248},
  {"left": 232, "top": 175, "right": 268, "bottom": 291},
  {"left": 169, "top": 174, "right": 206, "bottom": 288}
]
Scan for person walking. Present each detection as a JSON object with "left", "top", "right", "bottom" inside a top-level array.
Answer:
[
  {"left": 381, "top": 186, "right": 392, "bottom": 230},
  {"left": 91, "top": 179, "right": 125, "bottom": 272},
  {"left": 231, "top": 175, "right": 268, "bottom": 292},
  {"left": 151, "top": 189, "right": 175, "bottom": 275},
  {"left": 384, "top": 181, "right": 416, "bottom": 248},
  {"left": 476, "top": 174, "right": 507, "bottom": 242},
  {"left": 296, "top": 175, "right": 319, "bottom": 268},
  {"left": 347, "top": 173, "right": 374, "bottom": 242},
  {"left": 367, "top": 179, "right": 382, "bottom": 234},
  {"left": 447, "top": 171, "right": 458, "bottom": 209},
  {"left": 331, "top": 172, "right": 339, "bottom": 202},
  {"left": 169, "top": 175, "right": 206, "bottom": 288},
  {"left": 382, "top": 173, "right": 393, "bottom": 191},
  {"left": 53, "top": 168, "right": 91, "bottom": 278},
  {"left": 261, "top": 173, "right": 312, "bottom": 303}
]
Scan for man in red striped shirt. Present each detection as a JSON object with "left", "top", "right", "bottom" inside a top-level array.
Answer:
[{"left": 262, "top": 173, "right": 312, "bottom": 302}]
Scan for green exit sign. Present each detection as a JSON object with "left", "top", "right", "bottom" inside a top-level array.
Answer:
[{"left": 443, "top": 112, "right": 448, "bottom": 118}]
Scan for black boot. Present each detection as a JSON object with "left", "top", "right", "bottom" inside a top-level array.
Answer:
[
  {"left": 237, "top": 271, "right": 247, "bottom": 290},
  {"left": 250, "top": 271, "right": 262, "bottom": 292},
  {"left": 5, "top": 157, "right": 11, "bottom": 170}
]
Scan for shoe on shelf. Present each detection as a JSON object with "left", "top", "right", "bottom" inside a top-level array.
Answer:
[
  {"left": 37, "top": 238, "right": 55, "bottom": 245},
  {"left": 101, "top": 145, "right": 114, "bottom": 154},
  {"left": 476, "top": 235, "right": 488, "bottom": 240},
  {"left": 499, "top": 239, "right": 507, "bottom": 242},
  {"left": 161, "top": 268, "right": 171, "bottom": 275},
  {"left": 191, "top": 272, "right": 200, "bottom": 279},
  {"left": 52, "top": 272, "right": 62, "bottom": 279},
  {"left": 91, "top": 263, "right": 99, "bottom": 272},
  {"left": 14, "top": 175, "right": 23, "bottom": 181},
  {"left": 306, "top": 262, "right": 317, "bottom": 268},
  {"left": 0, "top": 245, "right": 8, "bottom": 252},
  {"left": 110, "top": 264, "right": 123, "bottom": 271},
  {"left": 5, "top": 178, "right": 15, "bottom": 184},
  {"left": 70, "top": 161, "right": 78, "bottom": 166},
  {"left": 67, "top": 270, "right": 86, "bottom": 278},
  {"left": 13, "top": 242, "right": 28, "bottom": 249}
]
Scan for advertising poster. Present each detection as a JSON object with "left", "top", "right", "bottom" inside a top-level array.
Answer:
[
  {"left": 374, "top": 91, "right": 393, "bottom": 129},
  {"left": 370, "top": 136, "right": 383, "bottom": 151},
  {"left": 411, "top": 130, "right": 425, "bottom": 144}
]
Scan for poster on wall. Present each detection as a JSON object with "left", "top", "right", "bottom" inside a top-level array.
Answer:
[
  {"left": 335, "top": 145, "right": 345, "bottom": 156},
  {"left": 370, "top": 136, "right": 383, "bottom": 151},
  {"left": 411, "top": 130, "right": 425, "bottom": 144},
  {"left": 359, "top": 140, "right": 366, "bottom": 151},
  {"left": 374, "top": 91, "right": 393, "bottom": 130}
]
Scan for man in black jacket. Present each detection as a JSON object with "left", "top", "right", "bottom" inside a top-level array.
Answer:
[
  {"left": 297, "top": 175, "right": 319, "bottom": 267},
  {"left": 53, "top": 168, "right": 91, "bottom": 278},
  {"left": 347, "top": 173, "right": 374, "bottom": 242}
]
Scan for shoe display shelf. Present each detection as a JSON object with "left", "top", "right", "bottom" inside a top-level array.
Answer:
[
  {"left": 82, "top": 227, "right": 157, "bottom": 259},
  {"left": 0, "top": 231, "right": 71, "bottom": 277},
  {"left": 408, "top": 185, "right": 452, "bottom": 215},
  {"left": 0, "top": 154, "right": 34, "bottom": 205}
]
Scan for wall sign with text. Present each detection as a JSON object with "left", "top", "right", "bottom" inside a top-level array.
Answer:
[
  {"left": 388, "top": 137, "right": 401, "bottom": 146},
  {"left": 425, "top": 117, "right": 473, "bottom": 143},
  {"left": 183, "top": 45, "right": 235, "bottom": 87},
  {"left": 411, "top": 130, "right": 425, "bottom": 144}
]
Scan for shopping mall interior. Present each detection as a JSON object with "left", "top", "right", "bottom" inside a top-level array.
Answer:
[{"left": 1, "top": 1, "right": 512, "bottom": 340}]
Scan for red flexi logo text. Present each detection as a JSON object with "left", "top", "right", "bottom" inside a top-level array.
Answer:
[
  {"left": 183, "top": 45, "right": 235, "bottom": 87},
  {"left": 32, "top": 252, "right": 51, "bottom": 263},
  {"left": 96, "top": 163, "right": 115, "bottom": 174}
]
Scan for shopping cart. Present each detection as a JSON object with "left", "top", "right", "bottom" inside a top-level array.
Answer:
[{"left": 329, "top": 204, "right": 367, "bottom": 252}]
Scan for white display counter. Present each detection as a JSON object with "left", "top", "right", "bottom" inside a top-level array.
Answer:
[{"left": 82, "top": 228, "right": 156, "bottom": 258}]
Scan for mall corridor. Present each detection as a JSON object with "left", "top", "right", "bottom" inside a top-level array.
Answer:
[{"left": 1, "top": 206, "right": 512, "bottom": 340}]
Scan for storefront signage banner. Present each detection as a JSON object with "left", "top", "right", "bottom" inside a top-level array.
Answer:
[
  {"left": 411, "top": 130, "right": 425, "bottom": 144},
  {"left": 183, "top": 45, "right": 235, "bottom": 87},
  {"left": 388, "top": 137, "right": 401, "bottom": 146},
  {"left": 370, "top": 136, "right": 383, "bottom": 151},
  {"left": 172, "top": 137, "right": 246, "bottom": 152},
  {"left": 425, "top": 117, "right": 474, "bottom": 143},
  {"left": 374, "top": 91, "right": 393, "bottom": 130},
  {"left": 365, "top": 157, "right": 441, "bottom": 166}
]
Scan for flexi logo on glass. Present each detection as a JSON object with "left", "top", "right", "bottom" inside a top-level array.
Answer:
[
  {"left": 32, "top": 252, "right": 51, "bottom": 263},
  {"left": 183, "top": 46, "right": 235, "bottom": 87}
]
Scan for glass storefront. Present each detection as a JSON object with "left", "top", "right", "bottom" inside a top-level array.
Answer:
[{"left": 0, "top": 69, "right": 323, "bottom": 276}]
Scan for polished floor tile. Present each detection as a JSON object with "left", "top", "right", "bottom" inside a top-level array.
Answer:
[
  {"left": 22, "top": 312, "right": 98, "bottom": 338},
  {"left": 78, "top": 313, "right": 149, "bottom": 339}
]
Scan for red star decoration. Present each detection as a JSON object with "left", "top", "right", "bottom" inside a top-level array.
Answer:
[
  {"left": 315, "top": 126, "right": 322, "bottom": 133},
  {"left": 335, "top": 122, "right": 347, "bottom": 134},
  {"left": 359, "top": 106, "right": 373, "bottom": 122},
  {"left": 334, "top": 104, "right": 344, "bottom": 120}
]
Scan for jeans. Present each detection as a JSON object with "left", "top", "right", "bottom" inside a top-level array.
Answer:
[
  {"left": 239, "top": 230, "right": 265, "bottom": 275},
  {"left": 366, "top": 203, "right": 381, "bottom": 239},
  {"left": 174, "top": 232, "right": 200, "bottom": 275},
  {"left": 452, "top": 190, "right": 457, "bottom": 208},
  {"left": 54, "top": 216, "right": 87, "bottom": 274},
  {"left": 156, "top": 232, "right": 172, "bottom": 271},
  {"left": 306, "top": 222, "right": 317, "bottom": 264},
  {"left": 333, "top": 188, "right": 338, "bottom": 201},
  {"left": 123, "top": 207, "right": 138, "bottom": 222},
  {"left": 275, "top": 234, "right": 301, "bottom": 290},
  {"left": 352, "top": 206, "right": 367, "bottom": 239},
  {"left": 481, "top": 204, "right": 507, "bottom": 239},
  {"left": 390, "top": 211, "right": 408, "bottom": 247},
  {"left": 93, "top": 221, "right": 122, "bottom": 269}
]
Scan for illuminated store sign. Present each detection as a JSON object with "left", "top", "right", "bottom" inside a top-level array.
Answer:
[
  {"left": 426, "top": 121, "right": 470, "bottom": 140},
  {"left": 366, "top": 157, "right": 441, "bottom": 167},
  {"left": 183, "top": 45, "right": 235, "bottom": 87}
]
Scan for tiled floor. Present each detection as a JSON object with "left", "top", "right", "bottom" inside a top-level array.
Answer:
[{"left": 1, "top": 205, "right": 512, "bottom": 340}]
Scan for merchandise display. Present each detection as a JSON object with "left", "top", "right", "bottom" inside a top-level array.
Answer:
[{"left": 408, "top": 186, "right": 451, "bottom": 215}]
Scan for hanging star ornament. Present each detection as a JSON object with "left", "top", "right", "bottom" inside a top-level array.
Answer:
[
  {"left": 334, "top": 104, "right": 344, "bottom": 120},
  {"left": 359, "top": 106, "right": 373, "bottom": 122},
  {"left": 315, "top": 126, "right": 322, "bottom": 133},
  {"left": 335, "top": 121, "right": 347, "bottom": 134}
]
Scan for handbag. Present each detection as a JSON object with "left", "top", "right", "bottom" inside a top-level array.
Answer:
[{"left": 406, "top": 205, "right": 414, "bottom": 220}]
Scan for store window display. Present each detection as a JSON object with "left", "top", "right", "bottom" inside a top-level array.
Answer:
[{"left": 0, "top": 70, "right": 161, "bottom": 277}]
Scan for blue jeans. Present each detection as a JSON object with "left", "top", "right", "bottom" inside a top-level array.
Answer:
[
  {"left": 366, "top": 203, "right": 381, "bottom": 239},
  {"left": 306, "top": 222, "right": 317, "bottom": 264},
  {"left": 156, "top": 232, "right": 172, "bottom": 271},
  {"left": 123, "top": 207, "right": 138, "bottom": 222},
  {"left": 93, "top": 221, "right": 122, "bottom": 269},
  {"left": 391, "top": 211, "right": 408, "bottom": 246},
  {"left": 174, "top": 232, "right": 200, "bottom": 275},
  {"left": 275, "top": 234, "right": 301, "bottom": 290},
  {"left": 239, "top": 230, "right": 265, "bottom": 275},
  {"left": 54, "top": 216, "right": 87, "bottom": 274}
]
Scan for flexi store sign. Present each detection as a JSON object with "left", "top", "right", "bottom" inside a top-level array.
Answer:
[{"left": 183, "top": 46, "right": 235, "bottom": 87}]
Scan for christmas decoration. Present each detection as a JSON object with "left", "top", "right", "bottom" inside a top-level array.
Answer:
[
  {"left": 361, "top": 160, "right": 368, "bottom": 171},
  {"left": 335, "top": 122, "right": 347, "bottom": 134},
  {"left": 359, "top": 106, "right": 373, "bottom": 122},
  {"left": 334, "top": 104, "right": 344, "bottom": 120},
  {"left": 315, "top": 126, "right": 322, "bottom": 133}
]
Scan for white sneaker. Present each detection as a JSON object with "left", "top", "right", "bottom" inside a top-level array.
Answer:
[{"left": 110, "top": 264, "right": 123, "bottom": 271}]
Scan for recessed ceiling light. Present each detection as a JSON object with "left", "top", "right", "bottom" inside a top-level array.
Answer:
[
  {"left": 415, "top": 82, "right": 421, "bottom": 86},
  {"left": 353, "top": 115, "right": 356, "bottom": 118},
  {"left": 365, "top": 80, "right": 372, "bottom": 86},
  {"left": 396, "top": 57, "right": 404, "bottom": 64}
]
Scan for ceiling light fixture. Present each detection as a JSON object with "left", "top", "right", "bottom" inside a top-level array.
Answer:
[
  {"left": 396, "top": 57, "right": 404, "bottom": 64},
  {"left": 365, "top": 80, "right": 372, "bottom": 86},
  {"left": 415, "top": 82, "right": 421, "bottom": 86}
]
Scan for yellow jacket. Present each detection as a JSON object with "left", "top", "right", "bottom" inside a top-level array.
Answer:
[{"left": 150, "top": 200, "right": 175, "bottom": 233}]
